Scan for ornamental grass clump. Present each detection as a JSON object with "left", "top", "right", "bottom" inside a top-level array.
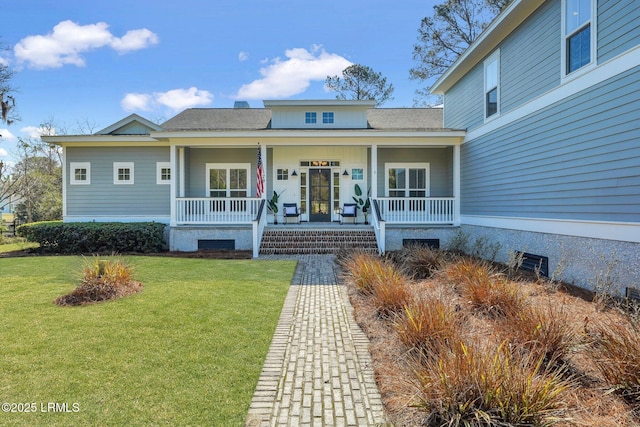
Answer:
[
  {"left": 587, "top": 318, "right": 640, "bottom": 408},
  {"left": 341, "top": 251, "right": 384, "bottom": 296},
  {"left": 393, "top": 244, "right": 446, "bottom": 279},
  {"left": 395, "top": 295, "right": 463, "bottom": 356},
  {"left": 500, "top": 302, "right": 579, "bottom": 367},
  {"left": 55, "top": 256, "right": 142, "bottom": 306},
  {"left": 412, "top": 339, "right": 573, "bottom": 426},
  {"left": 369, "top": 261, "right": 410, "bottom": 318},
  {"left": 443, "top": 257, "right": 526, "bottom": 317}
]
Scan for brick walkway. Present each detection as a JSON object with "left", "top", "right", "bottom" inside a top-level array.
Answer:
[{"left": 245, "top": 255, "right": 387, "bottom": 426}]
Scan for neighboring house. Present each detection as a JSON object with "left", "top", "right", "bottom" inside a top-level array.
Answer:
[
  {"left": 430, "top": 0, "right": 640, "bottom": 293},
  {"left": 44, "top": 0, "right": 640, "bottom": 293}
]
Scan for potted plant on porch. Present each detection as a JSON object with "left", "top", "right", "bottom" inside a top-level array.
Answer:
[
  {"left": 352, "top": 184, "right": 371, "bottom": 224},
  {"left": 267, "top": 190, "right": 282, "bottom": 224}
]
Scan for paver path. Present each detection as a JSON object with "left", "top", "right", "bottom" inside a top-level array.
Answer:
[{"left": 246, "top": 255, "right": 387, "bottom": 426}]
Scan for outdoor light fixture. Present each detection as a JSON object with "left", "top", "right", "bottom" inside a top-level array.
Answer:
[
  {"left": 342, "top": 170, "right": 349, "bottom": 176},
  {"left": 291, "top": 170, "right": 298, "bottom": 176}
]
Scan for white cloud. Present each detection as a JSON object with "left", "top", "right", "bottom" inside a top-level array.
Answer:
[
  {"left": 121, "top": 93, "right": 153, "bottom": 112},
  {"left": 234, "top": 46, "right": 352, "bottom": 100},
  {"left": 14, "top": 20, "right": 158, "bottom": 69},
  {"left": 238, "top": 51, "right": 249, "bottom": 62},
  {"left": 0, "top": 129, "right": 16, "bottom": 142},
  {"left": 0, "top": 148, "right": 7, "bottom": 157},
  {"left": 122, "top": 87, "right": 213, "bottom": 113},
  {"left": 20, "top": 126, "right": 50, "bottom": 138},
  {"left": 155, "top": 87, "right": 213, "bottom": 111}
]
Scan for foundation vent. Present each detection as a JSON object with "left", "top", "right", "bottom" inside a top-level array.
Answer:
[
  {"left": 516, "top": 251, "right": 549, "bottom": 277},
  {"left": 198, "top": 239, "right": 235, "bottom": 250},
  {"left": 626, "top": 287, "right": 640, "bottom": 302},
  {"left": 403, "top": 239, "right": 440, "bottom": 249}
]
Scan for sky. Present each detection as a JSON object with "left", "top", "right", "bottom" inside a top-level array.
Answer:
[{"left": 0, "top": 0, "right": 439, "bottom": 161}]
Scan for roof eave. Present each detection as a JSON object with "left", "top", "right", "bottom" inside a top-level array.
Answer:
[{"left": 431, "top": 0, "right": 546, "bottom": 95}]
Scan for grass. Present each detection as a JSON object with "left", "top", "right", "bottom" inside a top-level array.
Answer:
[
  {"left": 0, "top": 256, "right": 295, "bottom": 426},
  {"left": 0, "top": 240, "right": 39, "bottom": 253}
]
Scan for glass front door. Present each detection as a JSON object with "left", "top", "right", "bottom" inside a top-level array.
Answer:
[{"left": 309, "top": 168, "right": 331, "bottom": 222}]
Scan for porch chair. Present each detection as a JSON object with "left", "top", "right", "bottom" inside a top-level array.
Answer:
[
  {"left": 339, "top": 203, "right": 358, "bottom": 224},
  {"left": 282, "top": 203, "right": 301, "bottom": 224}
]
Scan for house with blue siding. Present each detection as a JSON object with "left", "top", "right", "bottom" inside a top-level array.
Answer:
[
  {"left": 431, "top": 0, "right": 640, "bottom": 293},
  {"left": 44, "top": 0, "right": 639, "bottom": 293}
]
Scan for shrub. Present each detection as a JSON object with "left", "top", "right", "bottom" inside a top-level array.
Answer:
[
  {"left": 55, "top": 256, "right": 142, "bottom": 306},
  {"left": 443, "top": 257, "right": 526, "bottom": 317},
  {"left": 396, "top": 295, "right": 463, "bottom": 355},
  {"left": 587, "top": 319, "right": 640, "bottom": 407},
  {"left": 18, "top": 221, "right": 166, "bottom": 254},
  {"left": 412, "top": 340, "right": 573, "bottom": 426}
]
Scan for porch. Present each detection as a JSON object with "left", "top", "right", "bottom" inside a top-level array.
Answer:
[{"left": 170, "top": 196, "right": 458, "bottom": 256}]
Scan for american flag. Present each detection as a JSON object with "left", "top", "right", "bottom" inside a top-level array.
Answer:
[{"left": 256, "top": 145, "right": 265, "bottom": 197}]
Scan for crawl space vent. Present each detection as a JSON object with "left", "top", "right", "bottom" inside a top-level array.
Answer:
[
  {"left": 516, "top": 251, "right": 549, "bottom": 277},
  {"left": 403, "top": 239, "right": 440, "bottom": 249},
  {"left": 198, "top": 239, "right": 235, "bottom": 250}
]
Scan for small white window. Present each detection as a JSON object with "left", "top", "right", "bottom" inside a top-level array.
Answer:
[
  {"left": 484, "top": 50, "right": 500, "bottom": 119},
  {"left": 157, "top": 162, "right": 171, "bottom": 185},
  {"left": 322, "top": 112, "right": 334, "bottom": 124},
  {"left": 305, "top": 112, "right": 317, "bottom": 124},
  {"left": 70, "top": 162, "right": 90, "bottom": 185},
  {"left": 114, "top": 162, "right": 134, "bottom": 185},
  {"left": 276, "top": 168, "right": 289, "bottom": 180}
]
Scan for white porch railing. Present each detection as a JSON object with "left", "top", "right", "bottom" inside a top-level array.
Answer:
[
  {"left": 175, "top": 197, "right": 262, "bottom": 224},
  {"left": 375, "top": 197, "right": 456, "bottom": 224}
]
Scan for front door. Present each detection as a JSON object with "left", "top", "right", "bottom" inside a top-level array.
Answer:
[{"left": 309, "top": 168, "right": 331, "bottom": 222}]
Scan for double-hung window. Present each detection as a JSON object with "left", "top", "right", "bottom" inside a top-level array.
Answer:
[
  {"left": 206, "top": 163, "right": 249, "bottom": 197},
  {"left": 564, "top": 0, "right": 593, "bottom": 75},
  {"left": 484, "top": 50, "right": 500, "bottom": 119},
  {"left": 386, "top": 163, "right": 429, "bottom": 197}
]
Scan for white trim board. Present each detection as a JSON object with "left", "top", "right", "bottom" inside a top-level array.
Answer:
[
  {"left": 63, "top": 216, "right": 170, "bottom": 224},
  {"left": 461, "top": 215, "right": 640, "bottom": 243}
]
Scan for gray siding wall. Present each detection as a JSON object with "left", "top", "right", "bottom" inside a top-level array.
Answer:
[
  {"left": 460, "top": 66, "right": 640, "bottom": 222},
  {"left": 186, "top": 148, "right": 256, "bottom": 197},
  {"left": 66, "top": 146, "right": 170, "bottom": 217},
  {"left": 443, "top": 66, "right": 484, "bottom": 130},
  {"left": 500, "top": 0, "right": 560, "bottom": 112},
  {"left": 377, "top": 147, "right": 453, "bottom": 198},
  {"left": 598, "top": 0, "right": 640, "bottom": 62}
]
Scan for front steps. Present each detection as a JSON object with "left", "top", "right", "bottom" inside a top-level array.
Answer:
[{"left": 259, "top": 228, "right": 379, "bottom": 255}]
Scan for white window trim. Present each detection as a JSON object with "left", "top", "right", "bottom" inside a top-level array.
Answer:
[
  {"left": 561, "top": 0, "right": 597, "bottom": 80},
  {"left": 205, "top": 163, "right": 251, "bottom": 197},
  {"left": 384, "top": 162, "right": 430, "bottom": 197},
  {"left": 70, "top": 162, "right": 91, "bottom": 185},
  {"left": 113, "top": 162, "right": 134, "bottom": 185},
  {"left": 156, "top": 162, "right": 171, "bottom": 185},
  {"left": 484, "top": 49, "right": 500, "bottom": 121}
]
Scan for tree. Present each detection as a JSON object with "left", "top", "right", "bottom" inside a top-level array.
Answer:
[
  {"left": 0, "top": 41, "right": 17, "bottom": 125},
  {"left": 325, "top": 64, "right": 394, "bottom": 106},
  {"left": 410, "top": 0, "right": 513, "bottom": 105}
]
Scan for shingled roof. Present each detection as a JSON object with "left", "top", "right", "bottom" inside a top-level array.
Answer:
[{"left": 161, "top": 107, "right": 445, "bottom": 131}]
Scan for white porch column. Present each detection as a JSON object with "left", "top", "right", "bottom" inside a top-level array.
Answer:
[
  {"left": 261, "top": 143, "right": 268, "bottom": 199},
  {"left": 453, "top": 144, "right": 461, "bottom": 226},
  {"left": 170, "top": 144, "right": 177, "bottom": 226},
  {"left": 61, "top": 146, "right": 67, "bottom": 219},
  {"left": 370, "top": 144, "right": 378, "bottom": 198},
  {"left": 179, "top": 147, "right": 185, "bottom": 197}
]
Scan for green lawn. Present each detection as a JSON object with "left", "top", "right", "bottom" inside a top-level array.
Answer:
[
  {"left": 0, "top": 241, "right": 39, "bottom": 253},
  {"left": 0, "top": 256, "right": 295, "bottom": 426}
]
